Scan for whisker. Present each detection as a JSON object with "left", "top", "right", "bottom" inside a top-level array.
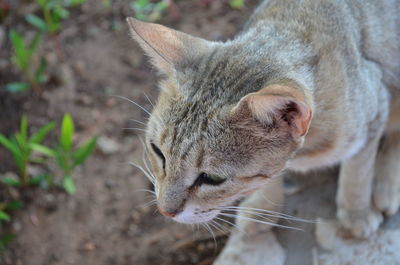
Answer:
[
  {"left": 133, "top": 189, "right": 156, "bottom": 195},
  {"left": 209, "top": 220, "right": 226, "bottom": 235},
  {"left": 218, "top": 213, "right": 303, "bottom": 231},
  {"left": 202, "top": 223, "right": 217, "bottom": 249},
  {"left": 123, "top": 127, "right": 147, "bottom": 132},
  {"left": 142, "top": 199, "right": 157, "bottom": 207},
  {"left": 112, "top": 95, "right": 152, "bottom": 116},
  {"left": 129, "top": 119, "right": 148, "bottom": 126},
  {"left": 143, "top": 92, "right": 154, "bottom": 108},
  {"left": 126, "top": 161, "right": 155, "bottom": 185},
  {"left": 220, "top": 209, "right": 277, "bottom": 223},
  {"left": 218, "top": 206, "right": 316, "bottom": 223},
  {"left": 214, "top": 216, "right": 245, "bottom": 233}
]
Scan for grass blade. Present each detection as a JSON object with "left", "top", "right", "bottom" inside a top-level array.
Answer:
[
  {"left": 72, "top": 137, "right": 96, "bottom": 167},
  {"left": 30, "top": 121, "right": 56, "bottom": 144},
  {"left": 60, "top": 114, "right": 74, "bottom": 152}
]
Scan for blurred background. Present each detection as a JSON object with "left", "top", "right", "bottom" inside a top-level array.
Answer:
[{"left": 0, "top": 1, "right": 261, "bottom": 264}]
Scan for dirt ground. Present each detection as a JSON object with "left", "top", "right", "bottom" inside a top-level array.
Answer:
[{"left": 2, "top": 1, "right": 399, "bottom": 265}]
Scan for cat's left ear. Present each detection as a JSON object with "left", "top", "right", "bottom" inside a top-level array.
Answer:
[
  {"left": 232, "top": 84, "right": 313, "bottom": 138},
  {"left": 127, "top": 17, "right": 215, "bottom": 75}
]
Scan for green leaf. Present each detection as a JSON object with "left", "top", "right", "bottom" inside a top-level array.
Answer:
[
  {"left": 29, "top": 174, "right": 50, "bottom": 186},
  {"left": 54, "top": 147, "right": 69, "bottom": 172},
  {"left": 30, "top": 121, "right": 56, "bottom": 144},
  {"left": 25, "top": 14, "right": 47, "bottom": 32},
  {"left": 37, "top": 0, "right": 48, "bottom": 8},
  {"left": 0, "top": 211, "right": 10, "bottom": 221},
  {"left": 60, "top": 114, "right": 74, "bottom": 151},
  {"left": 54, "top": 6, "right": 69, "bottom": 19},
  {"left": 63, "top": 175, "right": 75, "bottom": 194},
  {"left": 35, "top": 57, "right": 48, "bottom": 84},
  {"left": 29, "top": 143, "right": 56, "bottom": 157},
  {"left": 9, "top": 29, "right": 30, "bottom": 71},
  {"left": 72, "top": 137, "right": 96, "bottom": 167},
  {"left": 0, "top": 134, "right": 19, "bottom": 155},
  {"left": 229, "top": 0, "right": 245, "bottom": 9},
  {"left": 0, "top": 234, "right": 15, "bottom": 250},
  {"left": 29, "top": 32, "right": 43, "bottom": 55},
  {"left": 5, "top": 82, "right": 30, "bottom": 92},
  {"left": 5, "top": 201, "right": 24, "bottom": 210},
  {"left": 0, "top": 177, "right": 21, "bottom": 187}
]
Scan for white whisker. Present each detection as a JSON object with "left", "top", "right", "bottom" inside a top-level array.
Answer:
[
  {"left": 143, "top": 92, "right": 154, "bottom": 108},
  {"left": 209, "top": 220, "right": 226, "bottom": 234},
  {"left": 129, "top": 119, "right": 148, "bottom": 126},
  {"left": 202, "top": 223, "right": 217, "bottom": 249},
  {"left": 126, "top": 161, "right": 155, "bottom": 185},
  {"left": 218, "top": 213, "right": 303, "bottom": 231},
  {"left": 214, "top": 216, "right": 245, "bottom": 233},
  {"left": 123, "top": 127, "right": 147, "bottom": 132},
  {"left": 133, "top": 189, "right": 156, "bottom": 195},
  {"left": 113, "top": 95, "right": 152, "bottom": 116},
  {"left": 218, "top": 206, "right": 316, "bottom": 224}
]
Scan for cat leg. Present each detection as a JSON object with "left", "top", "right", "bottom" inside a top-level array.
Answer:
[
  {"left": 373, "top": 95, "right": 400, "bottom": 216},
  {"left": 336, "top": 133, "right": 383, "bottom": 238},
  {"left": 213, "top": 177, "right": 285, "bottom": 265}
]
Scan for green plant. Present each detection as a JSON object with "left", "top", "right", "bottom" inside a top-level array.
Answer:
[
  {"left": 229, "top": 0, "right": 245, "bottom": 9},
  {"left": 0, "top": 200, "right": 23, "bottom": 252},
  {"left": 0, "top": 116, "right": 55, "bottom": 187},
  {"left": 6, "top": 30, "right": 47, "bottom": 94},
  {"left": 25, "top": 0, "right": 87, "bottom": 60},
  {"left": 47, "top": 114, "right": 97, "bottom": 194},
  {"left": 27, "top": 0, "right": 87, "bottom": 34},
  {"left": 131, "top": 0, "right": 169, "bottom": 22}
]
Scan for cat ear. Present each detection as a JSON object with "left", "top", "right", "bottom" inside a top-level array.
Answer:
[
  {"left": 233, "top": 85, "right": 313, "bottom": 138},
  {"left": 127, "top": 17, "right": 213, "bottom": 75}
]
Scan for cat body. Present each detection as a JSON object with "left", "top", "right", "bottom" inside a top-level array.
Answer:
[{"left": 127, "top": 0, "right": 400, "bottom": 263}]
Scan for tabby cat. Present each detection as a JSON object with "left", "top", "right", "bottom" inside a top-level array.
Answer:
[{"left": 127, "top": 0, "right": 400, "bottom": 263}]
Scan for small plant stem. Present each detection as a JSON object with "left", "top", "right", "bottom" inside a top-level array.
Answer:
[
  {"left": 51, "top": 33, "right": 65, "bottom": 62},
  {"left": 25, "top": 69, "right": 42, "bottom": 96},
  {"left": 20, "top": 163, "right": 29, "bottom": 188}
]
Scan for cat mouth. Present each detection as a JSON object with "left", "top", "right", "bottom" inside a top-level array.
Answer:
[{"left": 172, "top": 208, "right": 221, "bottom": 224}]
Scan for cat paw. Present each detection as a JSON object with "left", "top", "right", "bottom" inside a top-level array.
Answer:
[
  {"left": 373, "top": 178, "right": 400, "bottom": 216},
  {"left": 337, "top": 208, "right": 383, "bottom": 238},
  {"left": 213, "top": 230, "right": 285, "bottom": 265}
]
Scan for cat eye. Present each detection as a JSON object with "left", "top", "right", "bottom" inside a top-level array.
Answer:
[
  {"left": 194, "top": 172, "right": 226, "bottom": 186},
  {"left": 151, "top": 143, "right": 166, "bottom": 168}
]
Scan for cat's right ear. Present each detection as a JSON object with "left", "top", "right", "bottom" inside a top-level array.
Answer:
[
  {"left": 232, "top": 84, "right": 313, "bottom": 139},
  {"left": 127, "top": 17, "right": 214, "bottom": 75}
]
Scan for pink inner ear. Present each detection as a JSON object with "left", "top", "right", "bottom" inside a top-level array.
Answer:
[
  {"left": 248, "top": 93, "right": 312, "bottom": 137},
  {"left": 292, "top": 102, "right": 312, "bottom": 137}
]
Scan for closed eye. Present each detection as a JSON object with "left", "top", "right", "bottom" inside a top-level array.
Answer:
[
  {"left": 151, "top": 143, "right": 166, "bottom": 168},
  {"left": 193, "top": 172, "right": 226, "bottom": 187}
]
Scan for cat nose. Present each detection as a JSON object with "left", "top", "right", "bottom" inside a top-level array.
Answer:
[{"left": 158, "top": 208, "right": 180, "bottom": 217}]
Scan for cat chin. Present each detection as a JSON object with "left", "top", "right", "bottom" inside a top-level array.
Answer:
[{"left": 173, "top": 207, "right": 220, "bottom": 224}]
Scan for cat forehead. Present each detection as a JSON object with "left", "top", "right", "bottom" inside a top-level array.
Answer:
[{"left": 174, "top": 48, "right": 278, "bottom": 103}]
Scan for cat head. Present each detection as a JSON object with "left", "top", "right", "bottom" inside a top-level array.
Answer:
[{"left": 127, "top": 18, "right": 312, "bottom": 224}]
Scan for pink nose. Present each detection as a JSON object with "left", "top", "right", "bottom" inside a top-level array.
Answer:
[{"left": 158, "top": 209, "right": 177, "bottom": 217}]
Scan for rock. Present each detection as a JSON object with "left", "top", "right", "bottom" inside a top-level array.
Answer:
[{"left": 97, "top": 136, "right": 120, "bottom": 155}]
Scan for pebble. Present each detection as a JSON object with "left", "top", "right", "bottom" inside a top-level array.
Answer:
[{"left": 97, "top": 136, "right": 120, "bottom": 155}]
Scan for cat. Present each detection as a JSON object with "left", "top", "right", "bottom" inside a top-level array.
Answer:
[{"left": 127, "top": 0, "right": 400, "bottom": 264}]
